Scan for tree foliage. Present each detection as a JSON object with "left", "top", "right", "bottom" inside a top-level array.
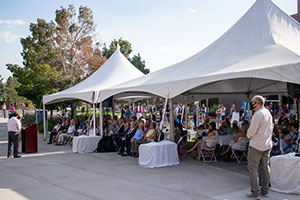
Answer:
[
  {"left": 103, "top": 38, "right": 150, "bottom": 74},
  {"left": 7, "top": 64, "right": 59, "bottom": 106},
  {"left": 8, "top": 5, "right": 105, "bottom": 107},
  {"left": 0, "top": 75, "right": 7, "bottom": 101},
  {"left": 130, "top": 53, "right": 149, "bottom": 74}
]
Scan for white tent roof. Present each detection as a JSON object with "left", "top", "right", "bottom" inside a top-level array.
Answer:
[
  {"left": 98, "top": 0, "right": 300, "bottom": 103},
  {"left": 43, "top": 48, "right": 144, "bottom": 104}
]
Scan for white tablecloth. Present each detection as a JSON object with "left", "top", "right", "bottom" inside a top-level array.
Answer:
[
  {"left": 270, "top": 153, "right": 300, "bottom": 194},
  {"left": 139, "top": 140, "right": 180, "bottom": 168},
  {"left": 72, "top": 135, "right": 101, "bottom": 154},
  {"left": 217, "top": 135, "right": 232, "bottom": 146}
]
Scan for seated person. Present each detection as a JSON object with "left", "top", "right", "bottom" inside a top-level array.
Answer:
[
  {"left": 116, "top": 119, "right": 125, "bottom": 149},
  {"left": 120, "top": 122, "right": 136, "bottom": 156},
  {"left": 186, "top": 122, "right": 218, "bottom": 161},
  {"left": 221, "top": 121, "right": 249, "bottom": 155},
  {"left": 56, "top": 120, "right": 76, "bottom": 145},
  {"left": 88, "top": 125, "right": 99, "bottom": 136},
  {"left": 131, "top": 122, "right": 146, "bottom": 157},
  {"left": 54, "top": 119, "right": 69, "bottom": 143},
  {"left": 76, "top": 120, "right": 87, "bottom": 135},
  {"left": 282, "top": 123, "right": 299, "bottom": 154},
  {"left": 231, "top": 120, "right": 240, "bottom": 134},
  {"left": 184, "top": 118, "right": 194, "bottom": 130},
  {"left": 47, "top": 122, "right": 61, "bottom": 144},
  {"left": 218, "top": 120, "right": 232, "bottom": 135}
]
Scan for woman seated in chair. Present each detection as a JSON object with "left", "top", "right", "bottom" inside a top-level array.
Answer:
[
  {"left": 221, "top": 121, "right": 249, "bottom": 155},
  {"left": 56, "top": 119, "right": 76, "bottom": 145},
  {"left": 186, "top": 122, "right": 217, "bottom": 160},
  {"left": 282, "top": 123, "right": 299, "bottom": 154}
]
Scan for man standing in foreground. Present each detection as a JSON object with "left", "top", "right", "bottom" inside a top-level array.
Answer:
[
  {"left": 7, "top": 111, "right": 22, "bottom": 158},
  {"left": 246, "top": 95, "right": 273, "bottom": 199}
]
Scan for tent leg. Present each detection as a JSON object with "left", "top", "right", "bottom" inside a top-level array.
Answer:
[
  {"left": 132, "top": 100, "right": 135, "bottom": 118},
  {"left": 43, "top": 103, "right": 47, "bottom": 140},
  {"left": 93, "top": 103, "right": 96, "bottom": 135},
  {"left": 184, "top": 101, "right": 188, "bottom": 130},
  {"left": 100, "top": 102, "right": 103, "bottom": 136},
  {"left": 112, "top": 97, "right": 115, "bottom": 117},
  {"left": 159, "top": 98, "right": 168, "bottom": 130},
  {"left": 196, "top": 102, "right": 199, "bottom": 126},
  {"left": 169, "top": 99, "right": 174, "bottom": 142}
]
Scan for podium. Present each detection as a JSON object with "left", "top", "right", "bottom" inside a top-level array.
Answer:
[{"left": 22, "top": 124, "right": 38, "bottom": 153}]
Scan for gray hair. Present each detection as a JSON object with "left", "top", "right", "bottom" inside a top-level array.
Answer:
[
  {"left": 130, "top": 122, "right": 136, "bottom": 128},
  {"left": 253, "top": 95, "right": 265, "bottom": 106}
]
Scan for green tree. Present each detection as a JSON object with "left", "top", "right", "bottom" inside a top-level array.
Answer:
[
  {"left": 0, "top": 75, "right": 7, "bottom": 101},
  {"left": 103, "top": 38, "right": 150, "bottom": 74},
  {"left": 7, "top": 64, "right": 59, "bottom": 107},
  {"left": 102, "top": 38, "right": 132, "bottom": 59},
  {"left": 8, "top": 4, "right": 105, "bottom": 110},
  {"left": 130, "top": 53, "right": 149, "bottom": 74}
]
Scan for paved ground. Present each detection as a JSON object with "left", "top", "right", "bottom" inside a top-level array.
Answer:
[{"left": 0, "top": 117, "right": 298, "bottom": 200}]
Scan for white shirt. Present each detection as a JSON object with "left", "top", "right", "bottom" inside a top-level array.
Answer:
[
  {"left": 7, "top": 117, "right": 21, "bottom": 132},
  {"left": 2, "top": 103, "right": 6, "bottom": 110},
  {"left": 247, "top": 107, "right": 273, "bottom": 151},
  {"left": 67, "top": 125, "right": 75, "bottom": 134}
]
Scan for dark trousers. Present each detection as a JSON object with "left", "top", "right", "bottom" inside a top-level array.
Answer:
[
  {"left": 48, "top": 131, "right": 57, "bottom": 143},
  {"left": 120, "top": 138, "right": 132, "bottom": 154},
  {"left": 8, "top": 131, "right": 19, "bottom": 157}
]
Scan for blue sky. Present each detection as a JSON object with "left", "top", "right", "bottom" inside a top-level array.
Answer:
[{"left": 0, "top": 0, "right": 297, "bottom": 81}]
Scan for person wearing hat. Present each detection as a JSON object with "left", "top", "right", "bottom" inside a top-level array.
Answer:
[{"left": 7, "top": 111, "right": 22, "bottom": 158}]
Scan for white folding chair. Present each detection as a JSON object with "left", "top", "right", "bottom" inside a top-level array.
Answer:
[
  {"left": 231, "top": 137, "right": 249, "bottom": 163},
  {"left": 201, "top": 137, "right": 217, "bottom": 162}
]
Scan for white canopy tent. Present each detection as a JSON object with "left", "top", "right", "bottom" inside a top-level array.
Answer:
[
  {"left": 42, "top": 47, "right": 144, "bottom": 139},
  {"left": 98, "top": 0, "right": 300, "bottom": 104},
  {"left": 43, "top": 47, "right": 144, "bottom": 104},
  {"left": 97, "top": 0, "right": 300, "bottom": 140}
]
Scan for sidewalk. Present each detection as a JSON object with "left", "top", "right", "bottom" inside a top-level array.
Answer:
[{"left": 0, "top": 119, "right": 299, "bottom": 200}]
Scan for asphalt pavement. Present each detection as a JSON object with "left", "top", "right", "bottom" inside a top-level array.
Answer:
[{"left": 0, "top": 117, "right": 298, "bottom": 200}]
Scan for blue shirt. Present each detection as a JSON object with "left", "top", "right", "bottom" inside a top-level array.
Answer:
[{"left": 132, "top": 128, "right": 144, "bottom": 140}]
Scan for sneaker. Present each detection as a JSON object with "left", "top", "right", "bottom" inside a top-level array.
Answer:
[
  {"left": 260, "top": 192, "right": 269, "bottom": 198},
  {"left": 246, "top": 193, "right": 260, "bottom": 199}
]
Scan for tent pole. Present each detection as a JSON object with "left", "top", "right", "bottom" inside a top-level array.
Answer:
[
  {"left": 132, "top": 100, "right": 135, "bottom": 117},
  {"left": 169, "top": 99, "right": 174, "bottom": 141},
  {"left": 112, "top": 97, "right": 115, "bottom": 117},
  {"left": 184, "top": 98, "right": 188, "bottom": 130},
  {"left": 99, "top": 102, "right": 103, "bottom": 136},
  {"left": 159, "top": 98, "right": 168, "bottom": 130},
  {"left": 43, "top": 103, "right": 47, "bottom": 140},
  {"left": 196, "top": 102, "right": 199, "bottom": 126},
  {"left": 93, "top": 103, "right": 96, "bottom": 135}
]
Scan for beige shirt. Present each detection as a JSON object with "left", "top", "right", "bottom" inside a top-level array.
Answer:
[{"left": 247, "top": 107, "right": 273, "bottom": 151}]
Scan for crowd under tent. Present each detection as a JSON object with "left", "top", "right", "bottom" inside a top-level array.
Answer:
[
  {"left": 97, "top": 0, "right": 300, "bottom": 140},
  {"left": 42, "top": 47, "right": 145, "bottom": 139}
]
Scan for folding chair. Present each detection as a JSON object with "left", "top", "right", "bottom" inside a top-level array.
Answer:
[
  {"left": 231, "top": 137, "right": 249, "bottom": 163},
  {"left": 201, "top": 137, "right": 217, "bottom": 162}
]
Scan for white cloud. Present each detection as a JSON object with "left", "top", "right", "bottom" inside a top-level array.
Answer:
[
  {"left": 0, "top": 31, "right": 18, "bottom": 43},
  {"left": 0, "top": 19, "right": 26, "bottom": 25},
  {"left": 188, "top": 9, "right": 198, "bottom": 14}
]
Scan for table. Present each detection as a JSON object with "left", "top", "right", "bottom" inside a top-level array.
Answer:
[
  {"left": 139, "top": 140, "right": 179, "bottom": 168},
  {"left": 270, "top": 153, "right": 300, "bottom": 194},
  {"left": 72, "top": 135, "right": 102, "bottom": 154},
  {"left": 217, "top": 135, "right": 232, "bottom": 146}
]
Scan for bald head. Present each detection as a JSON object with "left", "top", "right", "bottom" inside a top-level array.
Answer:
[{"left": 252, "top": 95, "right": 265, "bottom": 107}]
